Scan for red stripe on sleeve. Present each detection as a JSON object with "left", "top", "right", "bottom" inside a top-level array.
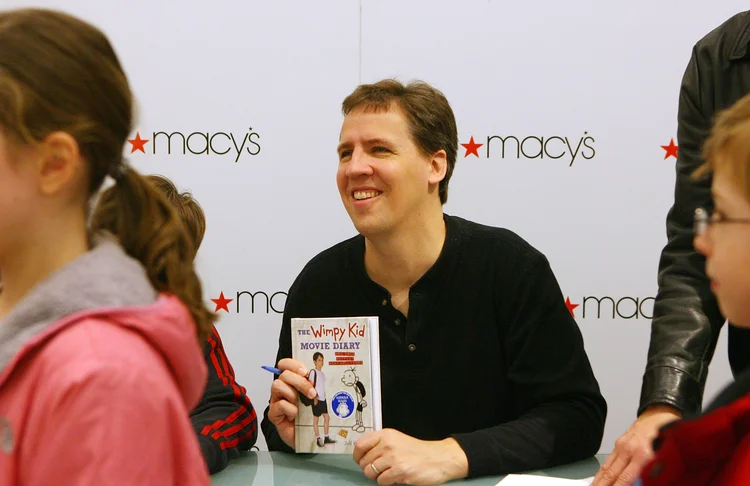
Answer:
[
  {"left": 200, "top": 326, "right": 258, "bottom": 449},
  {"left": 219, "top": 425, "right": 258, "bottom": 450},
  {"left": 200, "top": 405, "right": 249, "bottom": 436},
  {"left": 211, "top": 408, "right": 258, "bottom": 440},
  {"left": 206, "top": 332, "right": 228, "bottom": 387},
  {"left": 212, "top": 329, "right": 243, "bottom": 398}
]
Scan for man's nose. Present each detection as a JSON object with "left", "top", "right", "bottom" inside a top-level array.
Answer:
[{"left": 346, "top": 148, "right": 373, "bottom": 177}]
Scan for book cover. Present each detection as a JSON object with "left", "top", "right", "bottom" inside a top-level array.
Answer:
[{"left": 292, "top": 316, "right": 381, "bottom": 454}]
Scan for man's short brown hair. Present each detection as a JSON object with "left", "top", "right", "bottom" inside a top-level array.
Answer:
[
  {"left": 342, "top": 79, "right": 458, "bottom": 204},
  {"left": 696, "top": 92, "right": 750, "bottom": 202},
  {"left": 146, "top": 175, "right": 206, "bottom": 257}
]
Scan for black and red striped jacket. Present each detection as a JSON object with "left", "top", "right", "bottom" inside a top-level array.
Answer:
[{"left": 191, "top": 325, "right": 257, "bottom": 474}]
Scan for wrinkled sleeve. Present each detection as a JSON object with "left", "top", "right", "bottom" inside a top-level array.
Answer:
[
  {"left": 451, "top": 254, "right": 607, "bottom": 477},
  {"left": 191, "top": 326, "right": 258, "bottom": 474},
  {"left": 639, "top": 43, "right": 725, "bottom": 416}
]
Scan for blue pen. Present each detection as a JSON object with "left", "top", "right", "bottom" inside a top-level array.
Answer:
[{"left": 261, "top": 365, "right": 283, "bottom": 375}]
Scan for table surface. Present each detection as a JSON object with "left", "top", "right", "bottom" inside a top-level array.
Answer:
[{"left": 211, "top": 452, "right": 606, "bottom": 485}]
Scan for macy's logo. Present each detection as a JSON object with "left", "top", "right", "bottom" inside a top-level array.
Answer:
[
  {"left": 126, "top": 128, "right": 261, "bottom": 163},
  {"left": 565, "top": 295, "right": 654, "bottom": 320},
  {"left": 460, "top": 132, "right": 595, "bottom": 166},
  {"left": 210, "top": 290, "right": 287, "bottom": 314}
]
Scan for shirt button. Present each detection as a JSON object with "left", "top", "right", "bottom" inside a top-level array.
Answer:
[
  {"left": 408, "top": 344, "right": 416, "bottom": 352},
  {"left": 381, "top": 299, "right": 388, "bottom": 306},
  {"left": 394, "top": 318, "right": 401, "bottom": 326}
]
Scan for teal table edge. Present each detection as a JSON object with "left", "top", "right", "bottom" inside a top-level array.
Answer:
[{"left": 211, "top": 451, "right": 607, "bottom": 485}]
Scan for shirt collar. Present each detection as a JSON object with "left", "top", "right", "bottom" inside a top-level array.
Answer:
[{"left": 349, "top": 214, "right": 462, "bottom": 296}]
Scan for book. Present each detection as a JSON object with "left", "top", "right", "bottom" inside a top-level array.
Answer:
[{"left": 291, "top": 316, "right": 382, "bottom": 453}]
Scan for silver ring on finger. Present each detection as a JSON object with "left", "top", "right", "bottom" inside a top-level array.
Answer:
[{"left": 370, "top": 463, "right": 380, "bottom": 475}]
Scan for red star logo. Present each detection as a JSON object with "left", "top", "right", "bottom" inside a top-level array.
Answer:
[
  {"left": 661, "top": 138, "right": 678, "bottom": 159},
  {"left": 565, "top": 297, "right": 579, "bottom": 318},
  {"left": 461, "top": 136, "right": 484, "bottom": 158},
  {"left": 127, "top": 132, "right": 149, "bottom": 154},
  {"left": 211, "top": 291, "right": 233, "bottom": 313}
]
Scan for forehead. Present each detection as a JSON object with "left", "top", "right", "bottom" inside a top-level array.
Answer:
[
  {"left": 339, "top": 107, "right": 410, "bottom": 143},
  {"left": 713, "top": 168, "right": 739, "bottom": 196},
  {"left": 713, "top": 168, "right": 750, "bottom": 206}
]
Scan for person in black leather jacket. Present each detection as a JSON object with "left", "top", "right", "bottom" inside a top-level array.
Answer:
[{"left": 593, "top": 10, "right": 750, "bottom": 486}]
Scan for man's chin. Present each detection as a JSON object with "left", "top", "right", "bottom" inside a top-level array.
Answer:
[
  {"left": 349, "top": 214, "right": 377, "bottom": 235},
  {"left": 352, "top": 218, "right": 388, "bottom": 239},
  {"left": 354, "top": 223, "right": 378, "bottom": 238},
  {"left": 347, "top": 211, "right": 396, "bottom": 239}
]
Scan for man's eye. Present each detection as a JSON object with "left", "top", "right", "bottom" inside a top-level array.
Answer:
[
  {"left": 339, "top": 150, "right": 352, "bottom": 160},
  {"left": 372, "top": 146, "right": 389, "bottom": 153}
]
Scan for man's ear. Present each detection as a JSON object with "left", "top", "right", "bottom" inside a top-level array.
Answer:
[
  {"left": 428, "top": 150, "right": 448, "bottom": 186},
  {"left": 36, "top": 131, "right": 82, "bottom": 196}
]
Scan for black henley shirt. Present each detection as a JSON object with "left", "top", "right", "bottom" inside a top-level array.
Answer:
[{"left": 261, "top": 214, "right": 606, "bottom": 477}]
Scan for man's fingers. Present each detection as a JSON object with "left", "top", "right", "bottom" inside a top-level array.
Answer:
[
  {"left": 271, "top": 377, "right": 299, "bottom": 404},
  {"left": 358, "top": 445, "right": 385, "bottom": 471},
  {"left": 270, "top": 379, "right": 300, "bottom": 423},
  {"left": 598, "top": 450, "right": 618, "bottom": 471},
  {"left": 276, "top": 401, "right": 299, "bottom": 421},
  {"left": 362, "top": 458, "right": 389, "bottom": 481},
  {"left": 593, "top": 451, "right": 628, "bottom": 486},
  {"left": 269, "top": 395, "right": 299, "bottom": 425},
  {"left": 277, "top": 357, "right": 307, "bottom": 376},
  {"left": 353, "top": 432, "right": 382, "bottom": 463},
  {"left": 280, "top": 369, "right": 317, "bottom": 398},
  {"left": 376, "top": 466, "right": 398, "bottom": 486},
  {"left": 614, "top": 458, "right": 648, "bottom": 486}
]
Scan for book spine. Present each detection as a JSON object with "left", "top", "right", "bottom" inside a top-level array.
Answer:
[{"left": 369, "top": 317, "right": 383, "bottom": 431}]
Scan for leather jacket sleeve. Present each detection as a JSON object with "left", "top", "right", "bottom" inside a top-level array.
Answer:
[{"left": 638, "top": 43, "right": 725, "bottom": 417}]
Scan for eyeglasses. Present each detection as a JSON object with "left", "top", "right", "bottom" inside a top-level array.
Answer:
[{"left": 694, "top": 208, "right": 750, "bottom": 236}]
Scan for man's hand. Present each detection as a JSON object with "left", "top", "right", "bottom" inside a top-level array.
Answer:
[
  {"left": 353, "top": 428, "right": 469, "bottom": 485},
  {"left": 267, "top": 358, "right": 318, "bottom": 449},
  {"left": 314, "top": 397, "right": 319, "bottom": 406},
  {"left": 592, "top": 405, "right": 681, "bottom": 486}
]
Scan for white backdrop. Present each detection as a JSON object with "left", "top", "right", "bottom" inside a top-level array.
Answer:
[{"left": 5, "top": 0, "right": 747, "bottom": 453}]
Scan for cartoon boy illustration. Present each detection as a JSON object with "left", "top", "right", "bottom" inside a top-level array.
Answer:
[
  {"left": 341, "top": 368, "right": 367, "bottom": 433},
  {"left": 309, "top": 352, "right": 335, "bottom": 447}
]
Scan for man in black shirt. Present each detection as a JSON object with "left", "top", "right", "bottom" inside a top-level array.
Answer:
[{"left": 261, "top": 79, "right": 606, "bottom": 484}]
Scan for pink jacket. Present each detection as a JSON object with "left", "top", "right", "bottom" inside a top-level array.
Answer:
[{"left": 0, "top": 237, "right": 210, "bottom": 485}]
